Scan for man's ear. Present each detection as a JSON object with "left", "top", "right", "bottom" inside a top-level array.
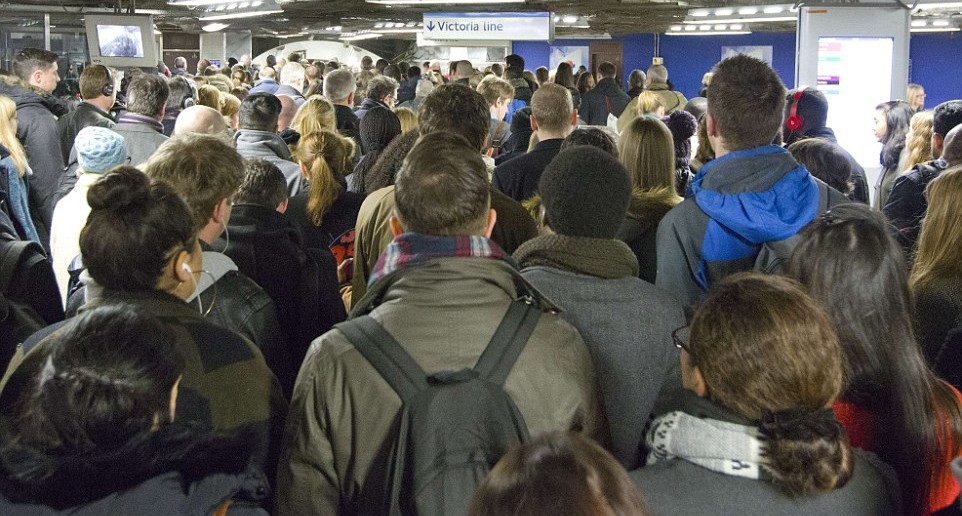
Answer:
[
  {"left": 173, "top": 249, "right": 193, "bottom": 284},
  {"left": 212, "top": 197, "right": 230, "bottom": 225},
  {"left": 570, "top": 109, "right": 578, "bottom": 127},
  {"left": 347, "top": 92, "right": 354, "bottom": 105},
  {"left": 30, "top": 69, "right": 43, "bottom": 88},
  {"left": 390, "top": 214, "right": 405, "bottom": 237},
  {"left": 529, "top": 114, "right": 539, "bottom": 132},
  {"left": 933, "top": 133, "right": 945, "bottom": 158},
  {"left": 483, "top": 208, "right": 497, "bottom": 239},
  {"left": 277, "top": 197, "right": 289, "bottom": 214},
  {"left": 707, "top": 112, "right": 720, "bottom": 138}
]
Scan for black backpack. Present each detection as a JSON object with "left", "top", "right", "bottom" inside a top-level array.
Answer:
[
  {"left": 335, "top": 299, "right": 540, "bottom": 516},
  {"left": 754, "top": 180, "right": 832, "bottom": 275},
  {"left": 0, "top": 235, "right": 50, "bottom": 367}
]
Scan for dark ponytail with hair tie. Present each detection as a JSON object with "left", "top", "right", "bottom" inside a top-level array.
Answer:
[{"left": 759, "top": 407, "right": 854, "bottom": 497}]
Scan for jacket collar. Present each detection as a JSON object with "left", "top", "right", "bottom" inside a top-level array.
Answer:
[
  {"left": 532, "top": 138, "right": 564, "bottom": 153},
  {"left": 515, "top": 234, "right": 639, "bottom": 279},
  {"left": 233, "top": 129, "right": 292, "bottom": 159},
  {"left": 350, "top": 256, "right": 561, "bottom": 318},
  {"left": 117, "top": 113, "right": 164, "bottom": 133}
]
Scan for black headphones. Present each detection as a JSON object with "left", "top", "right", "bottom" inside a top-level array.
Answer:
[{"left": 101, "top": 66, "right": 114, "bottom": 97}]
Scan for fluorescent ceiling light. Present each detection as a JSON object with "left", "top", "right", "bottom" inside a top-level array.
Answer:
[
  {"left": 911, "top": 19, "right": 928, "bottom": 26},
  {"left": 683, "top": 16, "right": 797, "bottom": 24},
  {"left": 911, "top": 26, "right": 961, "bottom": 31},
  {"left": 738, "top": 7, "right": 758, "bottom": 15},
  {"left": 376, "top": 27, "right": 421, "bottom": 33},
  {"left": 670, "top": 24, "right": 683, "bottom": 31},
  {"left": 913, "top": 2, "right": 962, "bottom": 9},
  {"left": 341, "top": 32, "right": 382, "bottom": 40},
  {"left": 933, "top": 19, "right": 951, "bottom": 25},
  {"left": 730, "top": 23, "right": 744, "bottom": 30},
  {"left": 374, "top": 22, "right": 384, "bottom": 28},
  {"left": 715, "top": 8, "right": 733, "bottom": 16},
  {"left": 714, "top": 24, "right": 727, "bottom": 30},
  {"left": 562, "top": 15, "right": 579, "bottom": 23},
  {"left": 169, "top": 0, "right": 235, "bottom": 6},
  {"left": 366, "top": 0, "right": 522, "bottom": 4},
  {"left": 199, "top": 8, "right": 282, "bottom": 20},
  {"left": 667, "top": 30, "right": 752, "bottom": 35},
  {"left": 202, "top": 22, "right": 230, "bottom": 31},
  {"left": 684, "top": 24, "right": 697, "bottom": 31},
  {"left": 699, "top": 24, "right": 712, "bottom": 30},
  {"left": 763, "top": 6, "right": 784, "bottom": 13},
  {"left": 691, "top": 9, "right": 709, "bottom": 16}
]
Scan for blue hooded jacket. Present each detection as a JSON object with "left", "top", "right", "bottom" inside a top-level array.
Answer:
[{"left": 656, "top": 145, "right": 838, "bottom": 308}]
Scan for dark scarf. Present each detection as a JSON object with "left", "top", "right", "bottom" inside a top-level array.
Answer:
[
  {"left": 370, "top": 232, "right": 514, "bottom": 285},
  {"left": 514, "top": 234, "right": 639, "bottom": 279}
]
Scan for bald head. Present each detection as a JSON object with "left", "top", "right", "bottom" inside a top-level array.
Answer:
[
  {"left": 173, "top": 105, "right": 227, "bottom": 137},
  {"left": 277, "top": 95, "right": 298, "bottom": 131},
  {"left": 942, "top": 124, "right": 962, "bottom": 166}
]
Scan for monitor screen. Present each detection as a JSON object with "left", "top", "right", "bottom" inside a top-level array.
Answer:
[{"left": 96, "top": 24, "right": 145, "bottom": 58}]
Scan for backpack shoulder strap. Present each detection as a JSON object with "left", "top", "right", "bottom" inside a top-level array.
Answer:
[
  {"left": 816, "top": 178, "right": 830, "bottom": 214},
  {"left": 335, "top": 316, "right": 429, "bottom": 401},
  {"left": 473, "top": 300, "right": 541, "bottom": 386}
]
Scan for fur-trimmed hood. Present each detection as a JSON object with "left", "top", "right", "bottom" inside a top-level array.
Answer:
[
  {"left": 0, "top": 422, "right": 261, "bottom": 511},
  {"left": 0, "top": 74, "right": 69, "bottom": 117}
]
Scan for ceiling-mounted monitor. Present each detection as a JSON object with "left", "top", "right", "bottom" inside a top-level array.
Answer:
[{"left": 84, "top": 14, "right": 158, "bottom": 69}]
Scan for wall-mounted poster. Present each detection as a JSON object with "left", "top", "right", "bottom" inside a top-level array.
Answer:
[
  {"left": 721, "top": 45, "right": 774, "bottom": 66},
  {"left": 550, "top": 45, "right": 589, "bottom": 70}
]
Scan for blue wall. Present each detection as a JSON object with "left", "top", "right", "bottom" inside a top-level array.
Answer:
[{"left": 513, "top": 32, "right": 961, "bottom": 105}]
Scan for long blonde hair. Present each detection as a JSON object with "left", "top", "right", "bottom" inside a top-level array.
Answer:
[
  {"left": 905, "top": 110, "right": 934, "bottom": 169},
  {"left": 292, "top": 95, "right": 337, "bottom": 138},
  {"left": 0, "top": 96, "right": 28, "bottom": 176},
  {"left": 294, "top": 130, "right": 355, "bottom": 226},
  {"left": 618, "top": 116, "right": 681, "bottom": 216},
  {"left": 911, "top": 165, "right": 962, "bottom": 293}
]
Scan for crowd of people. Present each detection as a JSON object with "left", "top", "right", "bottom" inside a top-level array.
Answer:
[{"left": 0, "top": 44, "right": 959, "bottom": 516}]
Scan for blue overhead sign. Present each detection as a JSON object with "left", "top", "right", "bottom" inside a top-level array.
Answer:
[{"left": 422, "top": 12, "right": 553, "bottom": 41}]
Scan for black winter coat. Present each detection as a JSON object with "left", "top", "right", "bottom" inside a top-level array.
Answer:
[
  {"left": 579, "top": 78, "right": 630, "bottom": 126},
  {"left": 0, "top": 78, "right": 68, "bottom": 248},
  {"left": 0, "top": 423, "right": 269, "bottom": 515},
  {"left": 224, "top": 203, "right": 346, "bottom": 394},
  {"left": 883, "top": 159, "right": 946, "bottom": 258}
]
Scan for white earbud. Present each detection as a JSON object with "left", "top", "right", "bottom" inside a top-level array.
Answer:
[{"left": 181, "top": 263, "right": 193, "bottom": 275}]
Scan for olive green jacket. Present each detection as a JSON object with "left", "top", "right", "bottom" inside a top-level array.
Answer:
[{"left": 276, "top": 257, "right": 607, "bottom": 515}]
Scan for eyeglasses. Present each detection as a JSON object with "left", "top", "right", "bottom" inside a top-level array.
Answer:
[{"left": 672, "top": 326, "right": 692, "bottom": 354}]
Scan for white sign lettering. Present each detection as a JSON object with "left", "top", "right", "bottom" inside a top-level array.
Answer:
[{"left": 422, "top": 12, "right": 552, "bottom": 41}]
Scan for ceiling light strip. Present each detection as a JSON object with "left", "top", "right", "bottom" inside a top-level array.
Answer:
[
  {"left": 667, "top": 31, "right": 752, "bottom": 36},
  {"left": 199, "top": 9, "right": 282, "bottom": 20},
  {"left": 682, "top": 16, "right": 797, "bottom": 24}
]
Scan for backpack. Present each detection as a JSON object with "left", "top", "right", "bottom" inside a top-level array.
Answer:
[
  {"left": 335, "top": 299, "right": 540, "bottom": 516},
  {"left": 753, "top": 181, "right": 831, "bottom": 275},
  {"left": 0, "top": 234, "right": 50, "bottom": 366}
]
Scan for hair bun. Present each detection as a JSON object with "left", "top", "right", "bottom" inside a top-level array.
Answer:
[{"left": 86, "top": 166, "right": 151, "bottom": 211}]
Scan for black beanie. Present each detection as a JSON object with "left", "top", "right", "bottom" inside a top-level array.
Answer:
[
  {"left": 539, "top": 146, "right": 631, "bottom": 239},
  {"left": 662, "top": 110, "right": 697, "bottom": 169}
]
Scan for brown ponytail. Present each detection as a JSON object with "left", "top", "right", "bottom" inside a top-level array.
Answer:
[{"left": 295, "top": 130, "right": 356, "bottom": 227}]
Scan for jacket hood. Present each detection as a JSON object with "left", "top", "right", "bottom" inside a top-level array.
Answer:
[
  {"left": 0, "top": 75, "right": 69, "bottom": 116},
  {"left": 693, "top": 145, "right": 819, "bottom": 244},
  {"left": 233, "top": 129, "right": 293, "bottom": 160},
  {"left": 228, "top": 203, "right": 304, "bottom": 245},
  {"left": 0, "top": 423, "right": 255, "bottom": 509}
]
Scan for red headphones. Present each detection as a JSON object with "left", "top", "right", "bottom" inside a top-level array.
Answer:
[{"left": 785, "top": 86, "right": 808, "bottom": 132}]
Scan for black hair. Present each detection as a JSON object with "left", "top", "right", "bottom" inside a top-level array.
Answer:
[
  {"left": 876, "top": 101, "right": 914, "bottom": 169},
  {"left": 12, "top": 47, "right": 57, "bottom": 82},
  {"left": 788, "top": 203, "right": 962, "bottom": 515},
  {"left": 12, "top": 304, "right": 183, "bottom": 453},
  {"left": 407, "top": 66, "right": 421, "bottom": 80},
  {"left": 561, "top": 127, "right": 617, "bottom": 157},
  {"left": 236, "top": 158, "right": 288, "bottom": 209},
  {"left": 80, "top": 166, "right": 196, "bottom": 292},
  {"left": 239, "top": 92, "right": 282, "bottom": 132},
  {"left": 366, "top": 76, "right": 399, "bottom": 102},
  {"left": 788, "top": 138, "right": 853, "bottom": 195},
  {"left": 933, "top": 100, "right": 962, "bottom": 137}
]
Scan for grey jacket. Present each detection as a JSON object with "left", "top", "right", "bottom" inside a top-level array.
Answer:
[
  {"left": 520, "top": 259, "right": 684, "bottom": 469},
  {"left": 233, "top": 130, "right": 305, "bottom": 196},
  {"left": 112, "top": 120, "right": 168, "bottom": 166}
]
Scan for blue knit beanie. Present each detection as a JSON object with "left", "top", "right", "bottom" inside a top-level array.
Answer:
[{"left": 75, "top": 127, "right": 127, "bottom": 174}]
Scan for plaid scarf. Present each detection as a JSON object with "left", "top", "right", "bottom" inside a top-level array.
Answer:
[{"left": 369, "top": 232, "right": 515, "bottom": 286}]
